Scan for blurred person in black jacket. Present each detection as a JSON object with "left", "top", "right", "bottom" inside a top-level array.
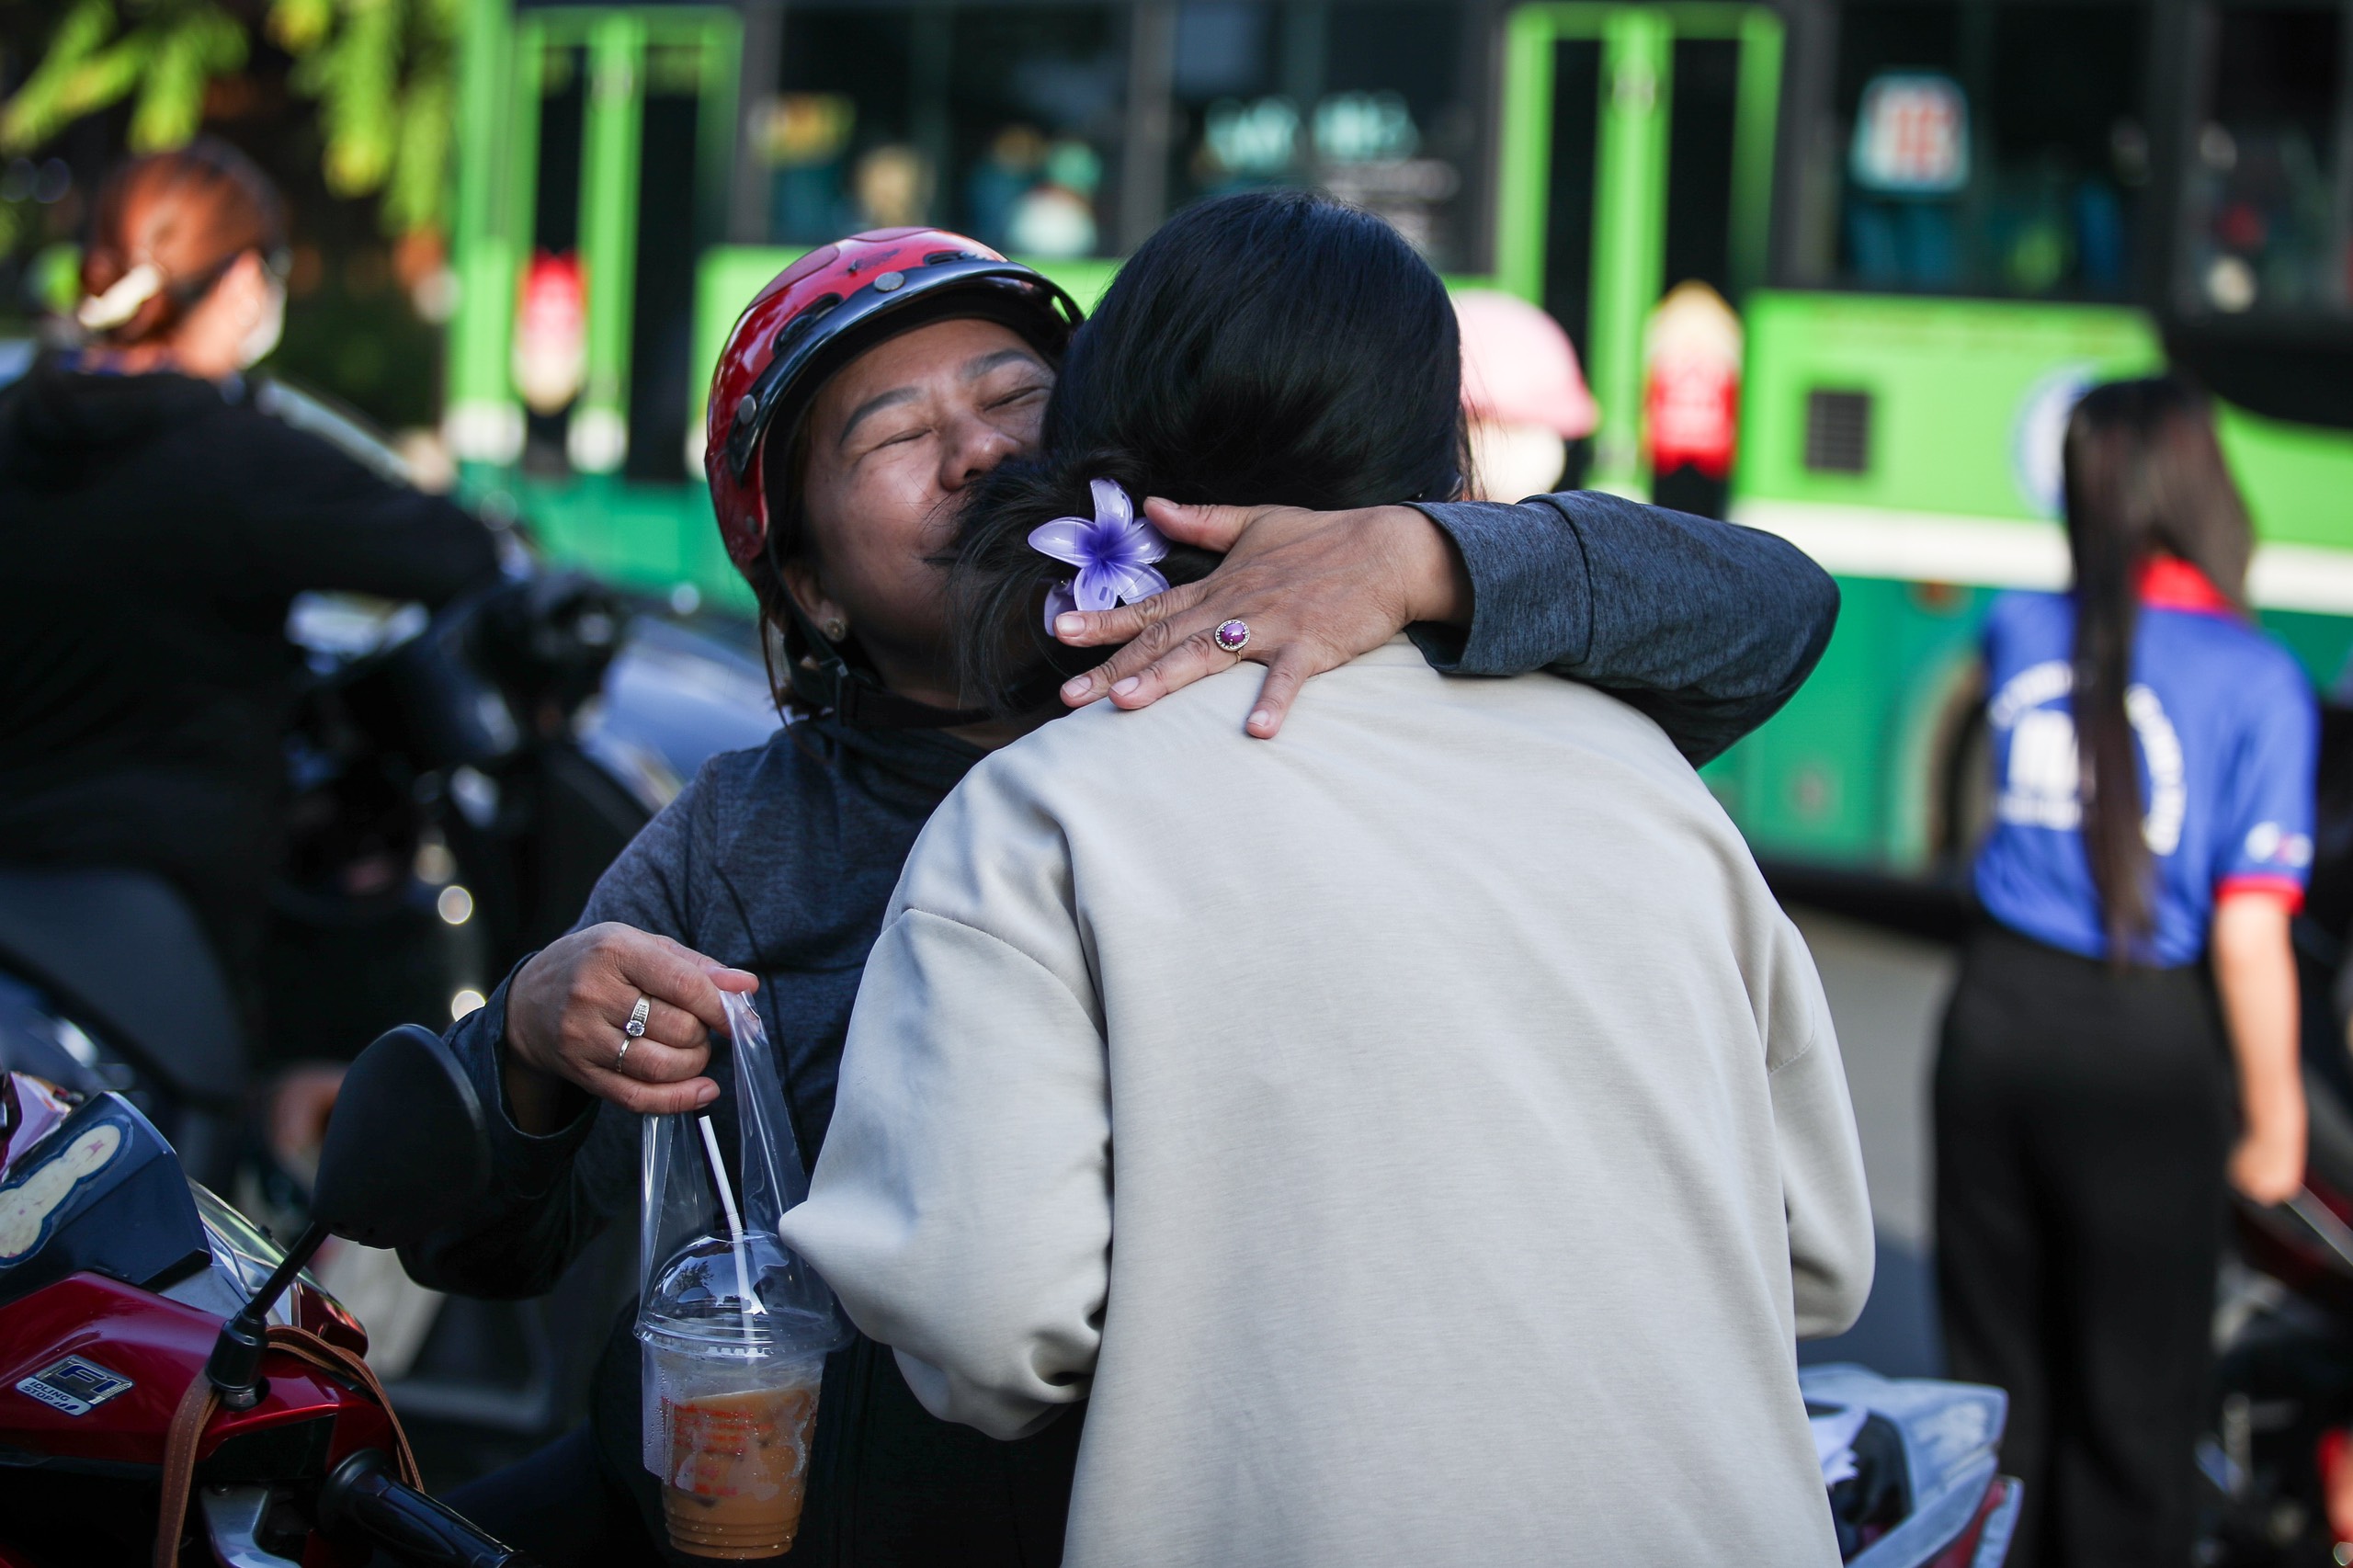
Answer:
[{"left": 0, "top": 139, "right": 499, "bottom": 1013}]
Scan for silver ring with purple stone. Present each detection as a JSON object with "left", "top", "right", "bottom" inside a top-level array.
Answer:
[{"left": 1213, "top": 619, "right": 1251, "bottom": 656}]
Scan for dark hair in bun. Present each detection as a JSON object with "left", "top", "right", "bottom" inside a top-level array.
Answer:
[{"left": 950, "top": 188, "right": 1465, "bottom": 715}]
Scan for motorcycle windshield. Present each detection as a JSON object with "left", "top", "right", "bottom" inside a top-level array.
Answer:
[{"left": 159, "top": 1183, "right": 307, "bottom": 1327}]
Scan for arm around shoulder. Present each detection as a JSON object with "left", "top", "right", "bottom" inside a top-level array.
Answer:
[{"left": 1412, "top": 492, "right": 1838, "bottom": 765}]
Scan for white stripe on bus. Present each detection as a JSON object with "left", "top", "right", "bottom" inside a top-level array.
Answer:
[{"left": 1731, "top": 500, "right": 2353, "bottom": 616}]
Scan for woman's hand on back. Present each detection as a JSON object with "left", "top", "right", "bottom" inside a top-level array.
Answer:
[
  {"left": 1049, "top": 500, "right": 1472, "bottom": 738},
  {"left": 501, "top": 923, "right": 757, "bottom": 1132}
]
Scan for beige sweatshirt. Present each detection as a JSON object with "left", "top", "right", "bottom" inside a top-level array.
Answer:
[{"left": 781, "top": 641, "right": 1872, "bottom": 1567}]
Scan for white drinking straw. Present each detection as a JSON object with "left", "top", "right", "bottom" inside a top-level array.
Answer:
[{"left": 697, "top": 1115, "right": 758, "bottom": 1342}]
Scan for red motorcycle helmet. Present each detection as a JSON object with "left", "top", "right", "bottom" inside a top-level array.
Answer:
[{"left": 704, "top": 229, "right": 1082, "bottom": 725}]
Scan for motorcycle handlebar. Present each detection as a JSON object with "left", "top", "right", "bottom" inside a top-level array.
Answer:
[{"left": 317, "top": 1449, "right": 539, "bottom": 1568}]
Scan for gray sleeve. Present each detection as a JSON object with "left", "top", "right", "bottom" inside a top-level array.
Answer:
[
  {"left": 399, "top": 771, "right": 713, "bottom": 1299},
  {"left": 1407, "top": 492, "right": 1840, "bottom": 766}
]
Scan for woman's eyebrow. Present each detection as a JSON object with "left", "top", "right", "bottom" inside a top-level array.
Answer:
[
  {"left": 836, "top": 387, "right": 920, "bottom": 449},
  {"left": 961, "top": 347, "right": 1047, "bottom": 381}
]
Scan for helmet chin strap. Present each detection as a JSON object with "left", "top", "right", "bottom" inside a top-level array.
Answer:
[{"left": 777, "top": 595, "right": 993, "bottom": 731}]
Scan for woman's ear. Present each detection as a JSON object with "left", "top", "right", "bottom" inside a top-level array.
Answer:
[{"left": 778, "top": 555, "right": 850, "bottom": 642}]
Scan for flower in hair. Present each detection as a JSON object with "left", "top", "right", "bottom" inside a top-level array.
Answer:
[{"left": 1029, "top": 478, "right": 1172, "bottom": 632}]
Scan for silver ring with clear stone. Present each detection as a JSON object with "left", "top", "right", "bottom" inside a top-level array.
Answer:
[
  {"left": 618, "top": 995, "right": 650, "bottom": 1067},
  {"left": 1213, "top": 619, "right": 1250, "bottom": 654}
]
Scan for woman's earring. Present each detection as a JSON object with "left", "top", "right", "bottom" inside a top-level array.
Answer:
[{"left": 823, "top": 618, "right": 847, "bottom": 642}]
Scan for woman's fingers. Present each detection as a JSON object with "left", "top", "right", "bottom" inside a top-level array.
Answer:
[
  {"left": 616, "top": 932, "right": 736, "bottom": 1038},
  {"left": 1049, "top": 501, "right": 1290, "bottom": 654},
  {"left": 1053, "top": 578, "right": 1210, "bottom": 657},
  {"left": 1055, "top": 584, "right": 1221, "bottom": 703},
  {"left": 1140, "top": 497, "right": 1256, "bottom": 551},
  {"left": 1054, "top": 500, "right": 1431, "bottom": 734},
  {"left": 1101, "top": 626, "right": 1248, "bottom": 710},
  {"left": 620, "top": 994, "right": 710, "bottom": 1057},
  {"left": 579, "top": 1062, "right": 719, "bottom": 1117},
  {"left": 1245, "top": 648, "right": 1316, "bottom": 738},
  {"left": 650, "top": 929, "right": 759, "bottom": 994},
  {"left": 569, "top": 1002, "right": 717, "bottom": 1115},
  {"left": 506, "top": 923, "right": 740, "bottom": 1116}
]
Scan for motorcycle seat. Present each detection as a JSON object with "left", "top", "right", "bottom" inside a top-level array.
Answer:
[{"left": 0, "top": 866, "right": 244, "bottom": 1108}]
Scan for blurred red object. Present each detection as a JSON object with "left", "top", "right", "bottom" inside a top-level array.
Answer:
[
  {"left": 1644, "top": 281, "right": 1742, "bottom": 481},
  {"left": 2321, "top": 1426, "right": 2353, "bottom": 1547},
  {"left": 514, "top": 250, "right": 587, "bottom": 415}
]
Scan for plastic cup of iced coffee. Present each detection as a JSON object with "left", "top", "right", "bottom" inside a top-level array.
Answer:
[{"left": 640, "top": 1234, "right": 840, "bottom": 1560}]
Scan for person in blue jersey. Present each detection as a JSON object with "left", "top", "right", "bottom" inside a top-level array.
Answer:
[{"left": 1938, "top": 375, "right": 2314, "bottom": 1568}]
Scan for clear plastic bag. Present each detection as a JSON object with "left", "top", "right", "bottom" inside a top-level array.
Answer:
[{"left": 636, "top": 990, "right": 848, "bottom": 1558}]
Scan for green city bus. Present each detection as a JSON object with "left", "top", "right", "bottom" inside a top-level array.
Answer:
[{"left": 444, "top": 0, "right": 2353, "bottom": 878}]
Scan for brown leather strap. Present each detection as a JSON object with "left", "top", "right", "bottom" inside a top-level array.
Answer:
[
  {"left": 152, "top": 1324, "right": 420, "bottom": 1568},
  {"left": 260, "top": 1325, "right": 420, "bottom": 1487},
  {"left": 153, "top": 1373, "right": 220, "bottom": 1568}
]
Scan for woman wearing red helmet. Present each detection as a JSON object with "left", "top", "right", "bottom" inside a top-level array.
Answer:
[{"left": 399, "top": 226, "right": 1842, "bottom": 1567}]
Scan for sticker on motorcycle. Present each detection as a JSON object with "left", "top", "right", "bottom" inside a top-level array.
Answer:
[
  {"left": 14, "top": 1354, "right": 134, "bottom": 1416},
  {"left": 0, "top": 1120, "right": 124, "bottom": 1263}
]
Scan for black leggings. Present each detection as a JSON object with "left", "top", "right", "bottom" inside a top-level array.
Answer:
[{"left": 1935, "top": 923, "right": 2234, "bottom": 1568}]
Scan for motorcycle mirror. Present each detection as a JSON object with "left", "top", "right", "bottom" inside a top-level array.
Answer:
[
  {"left": 313, "top": 1024, "right": 492, "bottom": 1251},
  {"left": 205, "top": 1025, "right": 490, "bottom": 1409}
]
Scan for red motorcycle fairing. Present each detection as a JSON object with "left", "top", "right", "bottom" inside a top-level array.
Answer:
[{"left": 0, "top": 1273, "right": 393, "bottom": 1566}]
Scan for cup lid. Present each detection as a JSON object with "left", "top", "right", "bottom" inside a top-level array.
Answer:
[{"left": 637, "top": 1231, "right": 847, "bottom": 1355}]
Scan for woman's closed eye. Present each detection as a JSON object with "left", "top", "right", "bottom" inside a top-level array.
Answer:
[
  {"left": 987, "top": 380, "right": 1050, "bottom": 413},
  {"left": 849, "top": 413, "right": 936, "bottom": 461}
]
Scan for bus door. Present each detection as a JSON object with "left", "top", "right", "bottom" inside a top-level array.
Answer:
[
  {"left": 448, "top": 4, "right": 741, "bottom": 483},
  {"left": 1495, "top": 3, "right": 1782, "bottom": 511}
]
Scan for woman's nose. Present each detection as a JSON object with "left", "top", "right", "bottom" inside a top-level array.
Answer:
[{"left": 938, "top": 412, "right": 1023, "bottom": 494}]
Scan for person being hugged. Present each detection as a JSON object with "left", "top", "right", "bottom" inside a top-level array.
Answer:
[
  {"left": 782, "top": 190, "right": 1873, "bottom": 1567},
  {"left": 398, "top": 214, "right": 1847, "bottom": 1568}
]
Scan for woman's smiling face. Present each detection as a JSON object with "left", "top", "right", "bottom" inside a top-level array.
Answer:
[{"left": 783, "top": 316, "right": 1055, "bottom": 702}]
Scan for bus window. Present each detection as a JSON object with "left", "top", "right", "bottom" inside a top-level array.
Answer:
[
  {"left": 523, "top": 46, "right": 587, "bottom": 473},
  {"left": 1540, "top": 38, "right": 1604, "bottom": 363},
  {"left": 1828, "top": 1, "right": 2148, "bottom": 299},
  {"left": 2185, "top": 5, "right": 2347, "bottom": 315},
  {"left": 1664, "top": 37, "right": 1744, "bottom": 301},
  {"left": 756, "top": 5, "right": 1128, "bottom": 259},
  {"left": 1166, "top": 0, "right": 1487, "bottom": 271}
]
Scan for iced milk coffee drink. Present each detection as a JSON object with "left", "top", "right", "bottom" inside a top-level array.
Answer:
[{"left": 641, "top": 1233, "right": 839, "bottom": 1559}]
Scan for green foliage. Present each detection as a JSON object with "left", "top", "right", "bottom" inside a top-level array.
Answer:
[
  {"left": 2, "top": 0, "right": 245, "bottom": 153},
  {"left": 1, "top": 0, "right": 456, "bottom": 237},
  {"left": 28, "top": 243, "right": 85, "bottom": 314},
  {"left": 276, "top": 0, "right": 460, "bottom": 235}
]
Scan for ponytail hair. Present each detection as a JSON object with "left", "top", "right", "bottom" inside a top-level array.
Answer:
[
  {"left": 2063, "top": 375, "right": 2253, "bottom": 960},
  {"left": 951, "top": 188, "right": 1467, "bottom": 715}
]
